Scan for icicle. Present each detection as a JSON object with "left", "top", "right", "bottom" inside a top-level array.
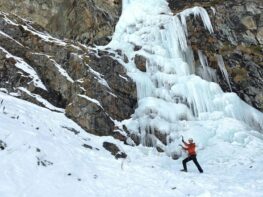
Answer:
[
  {"left": 168, "top": 16, "right": 188, "bottom": 52},
  {"left": 182, "top": 46, "right": 195, "bottom": 74},
  {"left": 216, "top": 55, "right": 232, "bottom": 92},
  {"left": 131, "top": 72, "right": 155, "bottom": 99},
  {"left": 197, "top": 50, "right": 217, "bottom": 82},
  {"left": 211, "top": 7, "right": 216, "bottom": 15},
  {"left": 179, "top": 7, "right": 214, "bottom": 35}
]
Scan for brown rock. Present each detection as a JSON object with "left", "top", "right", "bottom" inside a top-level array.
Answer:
[
  {"left": 241, "top": 16, "right": 257, "bottom": 30},
  {"left": 66, "top": 94, "right": 114, "bottom": 136},
  {"left": 134, "top": 54, "right": 147, "bottom": 72},
  {"left": 256, "top": 27, "right": 263, "bottom": 44},
  {"left": 0, "top": 0, "right": 121, "bottom": 44},
  {"left": 102, "top": 141, "right": 127, "bottom": 159}
]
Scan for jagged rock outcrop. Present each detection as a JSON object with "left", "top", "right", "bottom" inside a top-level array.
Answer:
[
  {"left": 0, "top": 0, "right": 121, "bottom": 44},
  {"left": 0, "top": 12, "right": 136, "bottom": 136},
  {"left": 169, "top": 0, "right": 263, "bottom": 112}
]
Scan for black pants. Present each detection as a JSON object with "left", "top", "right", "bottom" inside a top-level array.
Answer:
[{"left": 182, "top": 155, "right": 203, "bottom": 173}]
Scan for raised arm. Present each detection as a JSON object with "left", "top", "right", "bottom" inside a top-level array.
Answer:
[{"left": 182, "top": 136, "right": 189, "bottom": 146}]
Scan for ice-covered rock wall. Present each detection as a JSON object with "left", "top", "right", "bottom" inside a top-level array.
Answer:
[
  {"left": 168, "top": 0, "right": 263, "bottom": 112},
  {"left": 98, "top": 0, "right": 263, "bottom": 151}
]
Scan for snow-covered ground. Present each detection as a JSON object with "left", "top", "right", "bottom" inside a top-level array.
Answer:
[{"left": 1, "top": 91, "right": 263, "bottom": 197}]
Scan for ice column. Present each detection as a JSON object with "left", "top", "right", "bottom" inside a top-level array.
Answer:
[
  {"left": 198, "top": 50, "right": 217, "bottom": 82},
  {"left": 217, "top": 55, "right": 232, "bottom": 92}
]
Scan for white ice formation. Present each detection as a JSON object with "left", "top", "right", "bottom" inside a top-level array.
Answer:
[{"left": 97, "top": 0, "right": 263, "bottom": 149}]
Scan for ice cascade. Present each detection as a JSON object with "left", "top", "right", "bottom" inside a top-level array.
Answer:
[{"left": 98, "top": 0, "right": 263, "bottom": 148}]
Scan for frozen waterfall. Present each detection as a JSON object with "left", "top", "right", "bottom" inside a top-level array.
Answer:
[{"left": 97, "top": 0, "right": 263, "bottom": 149}]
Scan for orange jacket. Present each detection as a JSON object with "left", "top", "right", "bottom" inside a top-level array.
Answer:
[{"left": 183, "top": 142, "right": 196, "bottom": 156}]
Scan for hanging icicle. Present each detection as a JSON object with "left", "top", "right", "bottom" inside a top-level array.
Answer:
[{"left": 216, "top": 54, "right": 232, "bottom": 92}]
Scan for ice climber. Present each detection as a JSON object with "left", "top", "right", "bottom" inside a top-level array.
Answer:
[{"left": 180, "top": 137, "right": 203, "bottom": 173}]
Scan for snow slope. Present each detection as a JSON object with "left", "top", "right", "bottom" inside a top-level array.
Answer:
[{"left": 1, "top": 91, "right": 263, "bottom": 197}]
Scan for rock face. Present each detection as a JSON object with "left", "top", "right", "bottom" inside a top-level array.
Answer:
[
  {"left": 0, "top": 0, "right": 121, "bottom": 44},
  {"left": 168, "top": 0, "right": 263, "bottom": 112},
  {"left": 0, "top": 12, "right": 136, "bottom": 136}
]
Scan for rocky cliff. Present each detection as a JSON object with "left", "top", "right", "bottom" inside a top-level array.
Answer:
[
  {"left": 168, "top": 0, "right": 263, "bottom": 111},
  {"left": 0, "top": 12, "right": 136, "bottom": 139},
  {"left": 0, "top": 0, "right": 121, "bottom": 44}
]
